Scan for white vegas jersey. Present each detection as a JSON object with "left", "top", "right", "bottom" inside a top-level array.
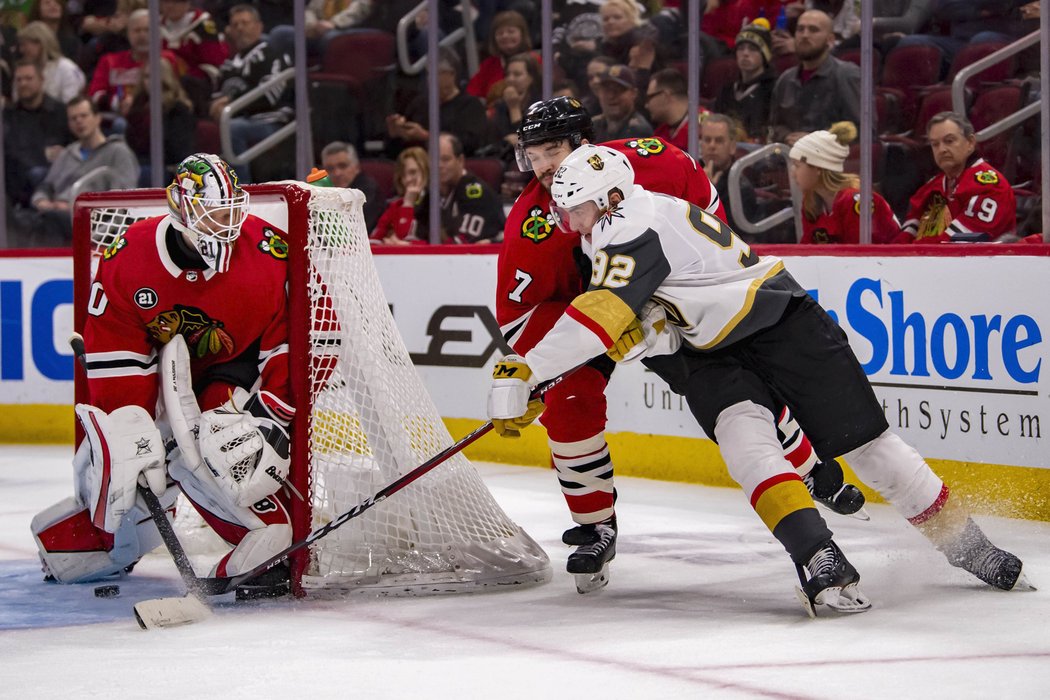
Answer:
[{"left": 526, "top": 187, "right": 805, "bottom": 382}]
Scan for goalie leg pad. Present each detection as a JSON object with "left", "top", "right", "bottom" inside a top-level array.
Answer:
[
  {"left": 842, "top": 429, "right": 945, "bottom": 521},
  {"left": 31, "top": 489, "right": 177, "bottom": 583},
  {"left": 211, "top": 524, "right": 292, "bottom": 577},
  {"left": 74, "top": 403, "right": 167, "bottom": 533}
]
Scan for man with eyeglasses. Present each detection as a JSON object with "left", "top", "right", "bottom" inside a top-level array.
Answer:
[{"left": 645, "top": 68, "right": 698, "bottom": 152}]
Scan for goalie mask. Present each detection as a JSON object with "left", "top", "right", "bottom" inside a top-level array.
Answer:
[
  {"left": 166, "top": 153, "right": 249, "bottom": 273},
  {"left": 550, "top": 144, "right": 635, "bottom": 233}
]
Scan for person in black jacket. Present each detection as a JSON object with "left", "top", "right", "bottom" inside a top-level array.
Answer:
[
  {"left": 4, "top": 59, "right": 71, "bottom": 206},
  {"left": 714, "top": 20, "right": 777, "bottom": 143}
]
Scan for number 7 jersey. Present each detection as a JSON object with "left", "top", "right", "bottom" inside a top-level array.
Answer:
[{"left": 525, "top": 189, "right": 806, "bottom": 383}]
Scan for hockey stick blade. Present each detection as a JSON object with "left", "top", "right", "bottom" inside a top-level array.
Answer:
[{"left": 134, "top": 595, "right": 210, "bottom": 630}]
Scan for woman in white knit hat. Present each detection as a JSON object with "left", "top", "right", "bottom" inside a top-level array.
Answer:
[{"left": 789, "top": 122, "right": 902, "bottom": 244}]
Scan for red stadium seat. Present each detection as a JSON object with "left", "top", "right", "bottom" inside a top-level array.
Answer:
[
  {"left": 359, "top": 158, "right": 397, "bottom": 204},
  {"left": 700, "top": 56, "right": 739, "bottom": 103},
  {"left": 465, "top": 157, "right": 505, "bottom": 194},
  {"left": 947, "top": 42, "right": 1014, "bottom": 89},
  {"left": 312, "top": 30, "right": 396, "bottom": 96},
  {"left": 878, "top": 44, "right": 942, "bottom": 133},
  {"left": 970, "top": 85, "right": 1023, "bottom": 173}
]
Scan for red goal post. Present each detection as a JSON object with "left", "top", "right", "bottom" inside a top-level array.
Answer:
[{"left": 72, "top": 183, "right": 551, "bottom": 596}]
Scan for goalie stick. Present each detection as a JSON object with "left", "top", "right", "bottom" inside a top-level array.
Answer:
[{"left": 69, "top": 332, "right": 213, "bottom": 628}]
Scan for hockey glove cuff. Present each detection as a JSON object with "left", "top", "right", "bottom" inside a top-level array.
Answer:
[{"left": 487, "top": 355, "right": 545, "bottom": 438}]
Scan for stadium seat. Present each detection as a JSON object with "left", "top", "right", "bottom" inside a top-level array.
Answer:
[
  {"left": 878, "top": 44, "right": 942, "bottom": 133},
  {"left": 970, "top": 85, "right": 1023, "bottom": 174},
  {"left": 947, "top": 42, "right": 1014, "bottom": 89},
  {"left": 313, "top": 30, "right": 396, "bottom": 96},
  {"left": 195, "top": 120, "right": 221, "bottom": 155},
  {"left": 834, "top": 46, "right": 881, "bottom": 82},
  {"left": 359, "top": 158, "right": 397, "bottom": 204},
  {"left": 700, "top": 56, "right": 739, "bottom": 103},
  {"left": 465, "top": 158, "right": 505, "bottom": 194}
]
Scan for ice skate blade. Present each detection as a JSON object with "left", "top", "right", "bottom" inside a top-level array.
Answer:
[
  {"left": 817, "top": 583, "right": 872, "bottom": 614},
  {"left": 795, "top": 586, "right": 816, "bottom": 618},
  {"left": 1011, "top": 567, "right": 1036, "bottom": 592},
  {"left": 574, "top": 564, "right": 610, "bottom": 594}
]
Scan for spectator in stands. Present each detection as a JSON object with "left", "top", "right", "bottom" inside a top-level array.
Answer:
[
  {"left": 321, "top": 141, "right": 382, "bottom": 231},
  {"left": 789, "top": 122, "right": 902, "bottom": 244},
  {"left": 4, "top": 59, "right": 72, "bottom": 206},
  {"left": 122, "top": 59, "right": 197, "bottom": 184},
  {"left": 699, "top": 0, "right": 760, "bottom": 60},
  {"left": 645, "top": 67, "right": 691, "bottom": 151},
  {"left": 158, "top": 0, "right": 227, "bottom": 83},
  {"left": 598, "top": 0, "right": 658, "bottom": 70},
  {"left": 77, "top": 0, "right": 145, "bottom": 81},
  {"left": 467, "top": 10, "right": 533, "bottom": 103},
  {"left": 370, "top": 146, "right": 429, "bottom": 245},
  {"left": 208, "top": 3, "right": 292, "bottom": 183},
  {"left": 592, "top": 64, "right": 653, "bottom": 142},
  {"left": 487, "top": 52, "right": 541, "bottom": 155},
  {"left": 268, "top": 0, "right": 376, "bottom": 61},
  {"left": 435, "top": 132, "right": 506, "bottom": 243},
  {"left": 28, "top": 0, "right": 80, "bottom": 60},
  {"left": 768, "top": 10, "right": 861, "bottom": 145},
  {"left": 700, "top": 113, "right": 757, "bottom": 236},
  {"left": 715, "top": 19, "right": 777, "bottom": 142},
  {"left": 899, "top": 112, "right": 1016, "bottom": 243},
  {"left": 16, "top": 96, "right": 137, "bottom": 247},
  {"left": 579, "top": 54, "right": 617, "bottom": 116},
  {"left": 88, "top": 9, "right": 181, "bottom": 115},
  {"left": 17, "top": 21, "right": 85, "bottom": 103},
  {"left": 868, "top": 0, "right": 936, "bottom": 52},
  {"left": 552, "top": 11, "right": 603, "bottom": 97},
  {"left": 386, "top": 47, "right": 488, "bottom": 157}
]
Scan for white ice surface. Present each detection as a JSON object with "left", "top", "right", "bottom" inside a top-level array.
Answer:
[{"left": 2, "top": 445, "right": 1048, "bottom": 699}]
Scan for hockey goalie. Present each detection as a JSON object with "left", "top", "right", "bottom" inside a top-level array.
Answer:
[{"left": 31, "top": 153, "right": 301, "bottom": 600}]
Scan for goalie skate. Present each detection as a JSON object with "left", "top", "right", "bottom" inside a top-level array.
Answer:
[
  {"left": 566, "top": 522, "right": 616, "bottom": 594},
  {"left": 795, "top": 540, "right": 872, "bottom": 617}
]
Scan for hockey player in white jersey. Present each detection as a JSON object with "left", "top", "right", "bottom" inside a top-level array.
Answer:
[{"left": 488, "top": 144, "right": 1028, "bottom": 614}]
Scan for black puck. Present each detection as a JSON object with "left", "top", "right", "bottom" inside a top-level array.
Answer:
[{"left": 94, "top": 584, "right": 120, "bottom": 598}]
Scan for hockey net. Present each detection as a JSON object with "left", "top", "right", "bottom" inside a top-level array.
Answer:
[{"left": 72, "top": 183, "right": 551, "bottom": 596}]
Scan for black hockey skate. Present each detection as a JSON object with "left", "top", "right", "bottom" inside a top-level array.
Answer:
[
  {"left": 795, "top": 540, "right": 871, "bottom": 617},
  {"left": 565, "top": 520, "right": 617, "bottom": 594},
  {"left": 941, "top": 518, "right": 1031, "bottom": 591},
  {"left": 235, "top": 561, "right": 291, "bottom": 601},
  {"left": 804, "top": 460, "right": 869, "bottom": 520}
]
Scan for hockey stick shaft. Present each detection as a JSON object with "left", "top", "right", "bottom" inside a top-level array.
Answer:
[
  {"left": 214, "top": 366, "right": 578, "bottom": 594},
  {"left": 136, "top": 484, "right": 214, "bottom": 598}
]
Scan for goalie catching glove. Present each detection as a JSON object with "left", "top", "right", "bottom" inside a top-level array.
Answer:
[
  {"left": 75, "top": 403, "right": 167, "bottom": 533},
  {"left": 487, "top": 355, "right": 545, "bottom": 438},
  {"left": 606, "top": 301, "right": 679, "bottom": 363},
  {"left": 199, "top": 389, "right": 292, "bottom": 507}
]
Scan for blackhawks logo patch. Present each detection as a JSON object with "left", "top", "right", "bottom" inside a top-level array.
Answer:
[
  {"left": 625, "top": 138, "right": 665, "bottom": 157},
  {"left": 521, "top": 206, "right": 553, "bottom": 243},
  {"left": 103, "top": 235, "right": 127, "bottom": 260},
  {"left": 812, "top": 228, "right": 831, "bottom": 244},
  {"left": 852, "top": 193, "right": 875, "bottom": 215},
  {"left": 147, "top": 305, "right": 234, "bottom": 357},
  {"left": 465, "top": 182, "right": 483, "bottom": 199},
  {"left": 258, "top": 227, "right": 289, "bottom": 259},
  {"left": 975, "top": 169, "right": 1000, "bottom": 185}
]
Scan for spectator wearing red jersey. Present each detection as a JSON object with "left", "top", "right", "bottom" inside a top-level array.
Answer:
[
  {"left": 88, "top": 9, "right": 182, "bottom": 114},
  {"left": 158, "top": 0, "right": 227, "bottom": 82},
  {"left": 467, "top": 10, "right": 534, "bottom": 103},
  {"left": 645, "top": 68, "right": 693, "bottom": 151},
  {"left": 900, "top": 112, "right": 1016, "bottom": 243},
  {"left": 370, "top": 146, "right": 430, "bottom": 245},
  {"left": 789, "top": 122, "right": 902, "bottom": 245}
]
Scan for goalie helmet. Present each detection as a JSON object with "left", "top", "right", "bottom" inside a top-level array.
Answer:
[
  {"left": 550, "top": 144, "right": 635, "bottom": 214},
  {"left": 166, "top": 153, "right": 249, "bottom": 273},
  {"left": 514, "top": 96, "right": 594, "bottom": 172}
]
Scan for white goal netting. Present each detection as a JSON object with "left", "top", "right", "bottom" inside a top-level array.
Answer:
[{"left": 78, "top": 183, "right": 551, "bottom": 595}]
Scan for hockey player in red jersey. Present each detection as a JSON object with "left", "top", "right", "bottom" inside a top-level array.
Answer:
[
  {"left": 495, "top": 97, "right": 864, "bottom": 592},
  {"left": 32, "top": 154, "right": 294, "bottom": 599}
]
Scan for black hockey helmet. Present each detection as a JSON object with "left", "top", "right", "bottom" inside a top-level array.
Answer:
[{"left": 515, "top": 96, "right": 595, "bottom": 171}]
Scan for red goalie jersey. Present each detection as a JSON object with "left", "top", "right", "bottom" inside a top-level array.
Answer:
[
  {"left": 83, "top": 214, "right": 293, "bottom": 418},
  {"left": 496, "top": 136, "right": 726, "bottom": 353}
]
